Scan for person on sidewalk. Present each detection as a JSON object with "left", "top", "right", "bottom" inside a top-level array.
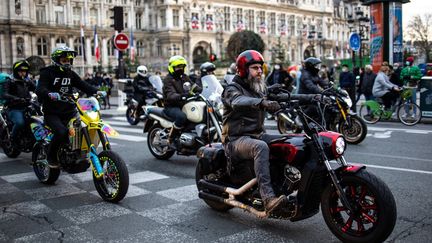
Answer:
[
  {"left": 339, "top": 64, "right": 357, "bottom": 112},
  {"left": 400, "top": 56, "right": 422, "bottom": 117}
]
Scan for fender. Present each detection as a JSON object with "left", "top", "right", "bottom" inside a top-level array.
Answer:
[
  {"left": 143, "top": 119, "right": 154, "bottom": 133},
  {"left": 96, "top": 121, "right": 119, "bottom": 137},
  {"left": 335, "top": 163, "right": 366, "bottom": 175}
]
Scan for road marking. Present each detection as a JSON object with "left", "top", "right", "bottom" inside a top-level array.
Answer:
[
  {"left": 343, "top": 162, "right": 432, "bottom": 175},
  {"left": 113, "top": 126, "right": 143, "bottom": 134},
  {"left": 111, "top": 134, "right": 146, "bottom": 142},
  {"left": 104, "top": 120, "right": 138, "bottom": 127},
  {"left": 348, "top": 151, "right": 432, "bottom": 162}
]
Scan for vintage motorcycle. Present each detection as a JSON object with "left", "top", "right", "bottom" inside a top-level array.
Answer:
[
  {"left": 125, "top": 75, "right": 164, "bottom": 125},
  {"left": 276, "top": 86, "right": 367, "bottom": 144},
  {"left": 0, "top": 95, "right": 42, "bottom": 158},
  {"left": 30, "top": 93, "right": 129, "bottom": 202},
  {"left": 196, "top": 99, "right": 396, "bottom": 243},
  {"left": 143, "top": 75, "right": 223, "bottom": 160}
]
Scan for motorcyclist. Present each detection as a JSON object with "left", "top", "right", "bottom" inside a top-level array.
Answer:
[
  {"left": 36, "top": 46, "right": 104, "bottom": 168},
  {"left": 196, "top": 62, "right": 216, "bottom": 88},
  {"left": 2, "top": 60, "right": 35, "bottom": 145},
  {"left": 162, "top": 55, "right": 202, "bottom": 147},
  {"left": 221, "top": 50, "right": 285, "bottom": 214},
  {"left": 133, "top": 65, "right": 154, "bottom": 114}
]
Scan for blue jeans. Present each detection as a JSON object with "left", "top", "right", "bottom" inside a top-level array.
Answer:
[
  {"left": 7, "top": 109, "right": 25, "bottom": 140},
  {"left": 163, "top": 107, "right": 187, "bottom": 128},
  {"left": 405, "top": 88, "right": 417, "bottom": 115}
]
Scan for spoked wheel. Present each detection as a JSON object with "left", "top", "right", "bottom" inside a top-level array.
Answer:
[
  {"left": 0, "top": 128, "right": 21, "bottom": 158},
  {"left": 338, "top": 115, "right": 367, "bottom": 144},
  {"left": 321, "top": 170, "right": 397, "bottom": 243},
  {"left": 147, "top": 124, "right": 175, "bottom": 160},
  {"left": 195, "top": 160, "right": 233, "bottom": 212},
  {"left": 397, "top": 103, "right": 422, "bottom": 126},
  {"left": 126, "top": 106, "right": 140, "bottom": 125},
  {"left": 93, "top": 150, "right": 129, "bottom": 203},
  {"left": 359, "top": 104, "right": 381, "bottom": 124},
  {"left": 32, "top": 142, "right": 60, "bottom": 184}
]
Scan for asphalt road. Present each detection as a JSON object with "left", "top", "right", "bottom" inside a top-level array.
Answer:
[{"left": 0, "top": 116, "right": 431, "bottom": 242}]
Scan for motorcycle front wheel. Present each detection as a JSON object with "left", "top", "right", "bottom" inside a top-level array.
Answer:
[
  {"left": 0, "top": 128, "right": 21, "bottom": 158},
  {"left": 147, "top": 124, "right": 175, "bottom": 160},
  {"left": 126, "top": 106, "right": 140, "bottom": 125},
  {"left": 93, "top": 150, "right": 129, "bottom": 203},
  {"left": 32, "top": 142, "right": 60, "bottom": 184},
  {"left": 338, "top": 115, "right": 367, "bottom": 144},
  {"left": 321, "top": 170, "right": 397, "bottom": 243}
]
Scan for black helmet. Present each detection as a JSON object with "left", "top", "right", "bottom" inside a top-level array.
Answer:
[
  {"left": 200, "top": 62, "right": 216, "bottom": 76},
  {"left": 12, "top": 60, "right": 30, "bottom": 79},
  {"left": 50, "top": 46, "right": 77, "bottom": 71},
  {"left": 303, "top": 57, "right": 322, "bottom": 73}
]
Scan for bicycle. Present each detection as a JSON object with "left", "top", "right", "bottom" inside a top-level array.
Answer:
[{"left": 359, "top": 87, "right": 422, "bottom": 126}]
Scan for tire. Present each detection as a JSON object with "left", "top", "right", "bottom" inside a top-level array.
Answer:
[
  {"left": 126, "top": 106, "right": 140, "bottom": 125},
  {"left": 195, "top": 161, "right": 233, "bottom": 212},
  {"left": 32, "top": 142, "right": 60, "bottom": 184},
  {"left": 93, "top": 150, "right": 129, "bottom": 203},
  {"left": 338, "top": 115, "right": 367, "bottom": 145},
  {"left": 0, "top": 128, "right": 21, "bottom": 158},
  {"left": 321, "top": 170, "right": 397, "bottom": 243},
  {"left": 359, "top": 104, "right": 380, "bottom": 124},
  {"left": 147, "top": 123, "right": 175, "bottom": 160},
  {"left": 397, "top": 103, "right": 422, "bottom": 126}
]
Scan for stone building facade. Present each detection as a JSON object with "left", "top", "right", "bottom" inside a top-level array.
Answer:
[{"left": 0, "top": 0, "right": 368, "bottom": 75}]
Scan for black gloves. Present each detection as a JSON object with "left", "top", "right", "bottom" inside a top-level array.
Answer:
[
  {"left": 313, "top": 94, "right": 332, "bottom": 104},
  {"left": 260, "top": 99, "right": 281, "bottom": 112}
]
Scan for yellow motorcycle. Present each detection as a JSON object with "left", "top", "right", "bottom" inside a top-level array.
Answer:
[{"left": 30, "top": 93, "right": 129, "bottom": 202}]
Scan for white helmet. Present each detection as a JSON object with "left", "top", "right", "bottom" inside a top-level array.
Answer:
[{"left": 137, "top": 65, "right": 148, "bottom": 77}]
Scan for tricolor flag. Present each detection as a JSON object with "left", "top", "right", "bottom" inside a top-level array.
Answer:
[
  {"left": 236, "top": 20, "right": 244, "bottom": 32},
  {"left": 94, "top": 25, "right": 100, "bottom": 62},
  {"left": 130, "top": 28, "right": 135, "bottom": 63},
  {"left": 259, "top": 22, "right": 267, "bottom": 34},
  {"left": 80, "top": 23, "right": 86, "bottom": 63}
]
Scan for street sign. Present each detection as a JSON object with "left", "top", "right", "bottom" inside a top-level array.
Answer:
[
  {"left": 114, "top": 33, "right": 129, "bottom": 51},
  {"left": 349, "top": 32, "right": 361, "bottom": 52}
]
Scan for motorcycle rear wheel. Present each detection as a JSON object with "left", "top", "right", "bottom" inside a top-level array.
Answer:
[
  {"left": 147, "top": 124, "right": 175, "bottom": 160},
  {"left": 195, "top": 161, "right": 233, "bottom": 212},
  {"left": 0, "top": 128, "right": 21, "bottom": 158},
  {"left": 338, "top": 115, "right": 367, "bottom": 144},
  {"left": 321, "top": 170, "right": 396, "bottom": 243},
  {"left": 126, "top": 106, "right": 140, "bottom": 125},
  {"left": 32, "top": 142, "right": 60, "bottom": 184},
  {"left": 93, "top": 150, "right": 129, "bottom": 203}
]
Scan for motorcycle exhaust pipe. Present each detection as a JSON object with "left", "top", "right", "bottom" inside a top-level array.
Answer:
[
  {"left": 198, "top": 178, "right": 257, "bottom": 196},
  {"left": 199, "top": 191, "right": 267, "bottom": 218}
]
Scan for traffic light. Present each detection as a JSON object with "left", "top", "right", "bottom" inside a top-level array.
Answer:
[
  {"left": 209, "top": 53, "right": 217, "bottom": 62},
  {"left": 110, "top": 6, "right": 123, "bottom": 31}
]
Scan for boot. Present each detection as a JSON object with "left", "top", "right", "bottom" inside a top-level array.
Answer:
[{"left": 167, "top": 125, "right": 182, "bottom": 149}]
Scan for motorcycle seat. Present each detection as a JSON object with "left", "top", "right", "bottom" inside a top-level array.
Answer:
[
  {"left": 261, "top": 133, "right": 289, "bottom": 144},
  {"left": 147, "top": 107, "right": 172, "bottom": 121}
]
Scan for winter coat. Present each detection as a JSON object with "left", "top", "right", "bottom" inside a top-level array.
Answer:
[
  {"left": 372, "top": 71, "right": 396, "bottom": 98},
  {"left": 3, "top": 78, "right": 35, "bottom": 109},
  {"left": 361, "top": 71, "right": 377, "bottom": 96},
  {"left": 400, "top": 65, "right": 422, "bottom": 88},
  {"left": 339, "top": 71, "right": 356, "bottom": 89},
  {"left": 162, "top": 73, "right": 202, "bottom": 108},
  {"left": 298, "top": 69, "right": 329, "bottom": 94}
]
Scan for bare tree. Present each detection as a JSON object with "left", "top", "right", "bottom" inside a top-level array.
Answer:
[{"left": 407, "top": 14, "right": 432, "bottom": 63}]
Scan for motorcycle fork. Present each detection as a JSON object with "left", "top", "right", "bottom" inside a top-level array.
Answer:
[
  {"left": 81, "top": 128, "right": 104, "bottom": 179},
  {"left": 336, "top": 100, "right": 351, "bottom": 127}
]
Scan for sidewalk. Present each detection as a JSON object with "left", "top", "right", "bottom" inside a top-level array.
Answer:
[{"left": 100, "top": 95, "right": 432, "bottom": 125}]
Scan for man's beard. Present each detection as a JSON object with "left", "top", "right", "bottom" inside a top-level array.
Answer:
[{"left": 247, "top": 75, "right": 265, "bottom": 93}]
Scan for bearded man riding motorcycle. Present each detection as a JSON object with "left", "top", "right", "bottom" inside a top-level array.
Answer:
[
  {"left": 162, "top": 55, "right": 202, "bottom": 147},
  {"left": 2, "top": 60, "right": 36, "bottom": 145},
  {"left": 36, "top": 46, "right": 105, "bottom": 168}
]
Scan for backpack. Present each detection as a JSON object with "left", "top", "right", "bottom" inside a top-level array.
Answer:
[{"left": 0, "top": 73, "right": 11, "bottom": 105}]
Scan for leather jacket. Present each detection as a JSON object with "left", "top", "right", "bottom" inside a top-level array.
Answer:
[
  {"left": 162, "top": 73, "right": 202, "bottom": 108},
  {"left": 3, "top": 77, "right": 35, "bottom": 109},
  {"left": 298, "top": 69, "right": 329, "bottom": 94},
  {"left": 221, "top": 75, "right": 266, "bottom": 144},
  {"left": 133, "top": 75, "right": 153, "bottom": 95}
]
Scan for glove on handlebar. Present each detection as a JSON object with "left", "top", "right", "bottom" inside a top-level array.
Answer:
[{"left": 260, "top": 99, "right": 281, "bottom": 112}]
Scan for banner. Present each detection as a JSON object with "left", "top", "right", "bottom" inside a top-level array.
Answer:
[
  {"left": 390, "top": 2, "right": 403, "bottom": 64},
  {"left": 130, "top": 28, "right": 135, "bottom": 63},
  {"left": 236, "top": 20, "right": 244, "bottom": 32},
  {"left": 369, "top": 3, "right": 384, "bottom": 73}
]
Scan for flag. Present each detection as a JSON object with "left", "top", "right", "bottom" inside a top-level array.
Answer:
[
  {"left": 191, "top": 14, "right": 199, "bottom": 29},
  {"left": 94, "top": 25, "right": 100, "bottom": 62},
  {"left": 80, "top": 23, "right": 86, "bottom": 63},
  {"left": 236, "top": 20, "right": 244, "bottom": 32},
  {"left": 206, "top": 16, "right": 213, "bottom": 31},
  {"left": 130, "top": 28, "right": 135, "bottom": 63},
  {"left": 259, "top": 22, "right": 266, "bottom": 34}
]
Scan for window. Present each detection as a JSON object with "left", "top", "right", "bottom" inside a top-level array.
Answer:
[
  {"left": 149, "top": 14, "right": 153, "bottom": 28},
  {"left": 173, "top": 9, "right": 179, "bottom": 27},
  {"left": 36, "top": 6, "right": 46, "bottom": 24},
  {"left": 90, "top": 8, "right": 97, "bottom": 26},
  {"left": 157, "top": 42, "right": 162, "bottom": 56},
  {"left": 279, "top": 14, "right": 286, "bottom": 34},
  {"left": 137, "top": 41, "right": 144, "bottom": 57},
  {"left": 56, "top": 37, "right": 66, "bottom": 47},
  {"left": 37, "top": 37, "right": 48, "bottom": 56},
  {"left": 236, "top": 8, "right": 243, "bottom": 24},
  {"left": 54, "top": 6, "right": 65, "bottom": 25},
  {"left": 73, "top": 7, "right": 81, "bottom": 26},
  {"left": 247, "top": 10, "right": 254, "bottom": 30},
  {"left": 160, "top": 9, "right": 166, "bottom": 27},
  {"left": 270, "top": 13, "right": 276, "bottom": 34},
  {"left": 17, "top": 37, "right": 24, "bottom": 56},
  {"left": 73, "top": 38, "right": 82, "bottom": 56},
  {"left": 224, "top": 7, "right": 230, "bottom": 31},
  {"left": 136, "top": 13, "right": 142, "bottom": 29}
]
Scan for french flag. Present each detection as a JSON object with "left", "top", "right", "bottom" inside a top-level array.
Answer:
[
  {"left": 94, "top": 25, "right": 100, "bottom": 62},
  {"left": 130, "top": 28, "right": 135, "bottom": 63}
]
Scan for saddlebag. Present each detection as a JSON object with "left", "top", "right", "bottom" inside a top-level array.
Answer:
[{"left": 196, "top": 143, "right": 226, "bottom": 174}]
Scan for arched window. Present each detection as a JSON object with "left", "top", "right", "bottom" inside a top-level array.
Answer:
[
  {"left": 37, "top": 37, "right": 48, "bottom": 56},
  {"left": 16, "top": 37, "right": 24, "bottom": 56},
  {"left": 56, "top": 37, "right": 66, "bottom": 47},
  {"left": 137, "top": 41, "right": 144, "bottom": 57}
]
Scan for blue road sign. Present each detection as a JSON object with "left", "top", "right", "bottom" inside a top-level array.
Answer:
[{"left": 349, "top": 33, "right": 361, "bottom": 52}]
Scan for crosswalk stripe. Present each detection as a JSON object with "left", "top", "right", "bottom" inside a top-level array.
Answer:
[
  {"left": 113, "top": 126, "right": 143, "bottom": 134},
  {"left": 111, "top": 134, "right": 146, "bottom": 142}
]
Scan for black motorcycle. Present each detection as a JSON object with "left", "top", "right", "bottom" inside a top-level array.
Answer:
[
  {"left": 196, "top": 99, "right": 396, "bottom": 243},
  {"left": 0, "top": 97, "right": 42, "bottom": 158},
  {"left": 275, "top": 87, "right": 367, "bottom": 144}
]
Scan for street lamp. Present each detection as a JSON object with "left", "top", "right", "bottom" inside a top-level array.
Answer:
[{"left": 347, "top": 6, "right": 370, "bottom": 68}]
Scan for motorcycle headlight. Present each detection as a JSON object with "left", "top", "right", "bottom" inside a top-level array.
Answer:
[{"left": 335, "top": 136, "right": 346, "bottom": 155}]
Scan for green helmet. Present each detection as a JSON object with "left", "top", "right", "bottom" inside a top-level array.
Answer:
[
  {"left": 12, "top": 60, "right": 30, "bottom": 79},
  {"left": 51, "top": 46, "right": 77, "bottom": 71},
  {"left": 168, "top": 55, "right": 187, "bottom": 75}
]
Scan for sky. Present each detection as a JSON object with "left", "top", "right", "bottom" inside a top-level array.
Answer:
[{"left": 402, "top": 0, "right": 432, "bottom": 29}]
